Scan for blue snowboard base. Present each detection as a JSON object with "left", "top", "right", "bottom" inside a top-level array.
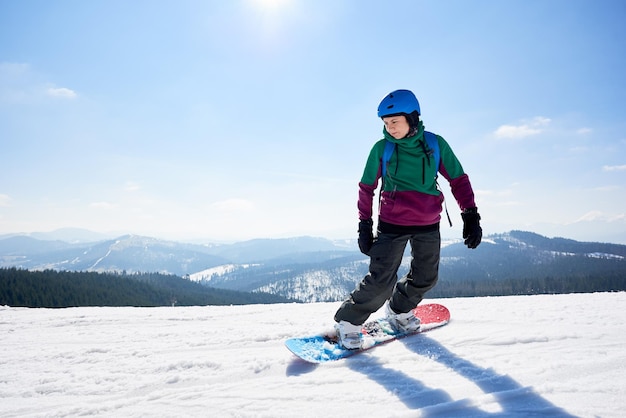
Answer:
[{"left": 285, "top": 303, "right": 450, "bottom": 363}]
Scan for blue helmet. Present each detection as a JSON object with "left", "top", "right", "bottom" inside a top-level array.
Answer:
[{"left": 377, "top": 89, "right": 421, "bottom": 118}]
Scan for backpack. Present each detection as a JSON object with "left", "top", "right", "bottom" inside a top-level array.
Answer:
[
  {"left": 380, "top": 131, "right": 452, "bottom": 226},
  {"left": 381, "top": 131, "right": 440, "bottom": 178}
]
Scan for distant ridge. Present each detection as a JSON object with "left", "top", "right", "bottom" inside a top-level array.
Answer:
[{"left": 1, "top": 230, "right": 624, "bottom": 302}]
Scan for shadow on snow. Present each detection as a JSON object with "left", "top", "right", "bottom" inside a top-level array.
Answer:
[
  {"left": 286, "top": 334, "right": 576, "bottom": 417},
  {"left": 350, "top": 335, "right": 576, "bottom": 417}
]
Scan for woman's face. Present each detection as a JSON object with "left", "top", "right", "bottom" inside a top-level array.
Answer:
[{"left": 382, "top": 115, "right": 410, "bottom": 139}]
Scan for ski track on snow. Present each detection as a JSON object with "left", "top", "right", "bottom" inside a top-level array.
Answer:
[{"left": 1, "top": 292, "right": 625, "bottom": 417}]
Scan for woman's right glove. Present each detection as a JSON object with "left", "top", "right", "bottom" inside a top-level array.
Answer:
[{"left": 357, "top": 219, "right": 374, "bottom": 255}]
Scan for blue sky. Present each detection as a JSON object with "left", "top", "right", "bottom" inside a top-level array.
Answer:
[{"left": 1, "top": 0, "right": 625, "bottom": 243}]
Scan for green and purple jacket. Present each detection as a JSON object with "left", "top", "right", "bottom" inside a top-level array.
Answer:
[{"left": 358, "top": 122, "right": 477, "bottom": 227}]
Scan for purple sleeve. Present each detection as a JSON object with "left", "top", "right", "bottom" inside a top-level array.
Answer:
[
  {"left": 358, "top": 181, "right": 377, "bottom": 220},
  {"left": 440, "top": 165, "right": 477, "bottom": 210},
  {"left": 450, "top": 174, "right": 477, "bottom": 210}
]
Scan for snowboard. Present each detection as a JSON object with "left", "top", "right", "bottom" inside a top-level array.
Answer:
[{"left": 285, "top": 303, "right": 450, "bottom": 363}]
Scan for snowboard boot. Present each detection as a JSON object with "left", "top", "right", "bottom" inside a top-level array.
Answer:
[
  {"left": 385, "top": 303, "right": 421, "bottom": 333},
  {"left": 334, "top": 320, "right": 363, "bottom": 350}
]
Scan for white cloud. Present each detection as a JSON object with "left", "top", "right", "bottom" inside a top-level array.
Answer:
[
  {"left": 592, "top": 185, "right": 621, "bottom": 192},
  {"left": 124, "top": 182, "right": 141, "bottom": 192},
  {"left": 1, "top": 63, "right": 77, "bottom": 102},
  {"left": 494, "top": 116, "right": 551, "bottom": 139},
  {"left": 46, "top": 86, "right": 77, "bottom": 99},
  {"left": 576, "top": 210, "right": 604, "bottom": 222},
  {"left": 0, "top": 62, "right": 30, "bottom": 77},
  {"left": 574, "top": 211, "right": 626, "bottom": 223},
  {"left": 0, "top": 194, "right": 12, "bottom": 207},
  {"left": 576, "top": 127, "right": 592, "bottom": 135},
  {"left": 603, "top": 164, "right": 626, "bottom": 172}
]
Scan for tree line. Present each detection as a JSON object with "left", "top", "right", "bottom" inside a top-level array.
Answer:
[
  {"left": 430, "top": 272, "right": 626, "bottom": 298},
  {"left": 0, "top": 268, "right": 292, "bottom": 308},
  {"left": 2, "top": 261, "right": 624, "bottom": 308}
]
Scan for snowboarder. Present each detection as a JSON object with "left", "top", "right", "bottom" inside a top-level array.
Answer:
[{"left": 334, "top": 89, "right": 482, "bottom": 349}]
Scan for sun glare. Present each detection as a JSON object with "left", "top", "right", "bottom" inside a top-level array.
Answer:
[
  {"left": 245, "top": 0, "right": 298, "bottom": 47},
  {"left": 249, "top": 0, "right": 292, "bottom": 14},
  {"left": 253, "top": 0, "right": 290, "bottom": 9}
]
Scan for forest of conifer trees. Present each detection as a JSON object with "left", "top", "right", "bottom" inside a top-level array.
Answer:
[
  {"left": 2, "top": 265, "right": 624, "bottom": 308},
  {"left": 0, "top": 268, "right": 292, "bottom": 308}
]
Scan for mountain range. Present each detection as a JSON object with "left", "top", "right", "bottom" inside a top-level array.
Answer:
[{"left": 1, "top": 229, "right": 625, "bottom": 302}]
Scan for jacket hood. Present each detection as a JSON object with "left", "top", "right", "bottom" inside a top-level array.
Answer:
[{"left": 382, "top": 121, "right": 425, "bottom": 149}]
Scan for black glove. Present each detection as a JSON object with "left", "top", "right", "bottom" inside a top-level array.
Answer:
[
  {"left": 357, "top": 219, "right": 374, "bottom": 255},
  {"left": 461, "top": 208, "right": 482, "bottom": 249}
]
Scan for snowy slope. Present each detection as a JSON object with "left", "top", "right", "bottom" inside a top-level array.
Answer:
[{"left": 1, "top": 292, "right": 625, "bottom": 417}]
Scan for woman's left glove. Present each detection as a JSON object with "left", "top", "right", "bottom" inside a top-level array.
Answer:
[{"left": 461, "top": 208, "right": 482, "bottom": 249}]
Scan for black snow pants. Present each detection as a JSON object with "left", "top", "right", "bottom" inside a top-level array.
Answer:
[{"left": 334, "top": 228, "right": 441, "bottom": 326}]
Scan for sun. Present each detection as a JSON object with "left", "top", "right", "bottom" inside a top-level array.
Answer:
[
  {"left": 243, "top": 0, "right": 299, "bottom": 49},
  {"left": 252, "top": 0, "right": 290, "bottom": 10},
  {"left": 252, "top": 0, "right": 290, "bottom": 11}
]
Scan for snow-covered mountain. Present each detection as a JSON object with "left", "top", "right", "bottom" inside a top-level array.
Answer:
[
  {"left": 0, "top": 234, "right": 230, "bottom": 275},
  {"left": 190, "top": 254, "right": 369, "bottom": 302},
  {"left": 190, "top": 231, "right": 626, "bottom": 302},
  {"left": 1, "top": 292, "right": 624, "bottom": 417},
  {"left": 2, "top": 231, "right": 625, "bottom": 302},
  {"left": 0, "top": 234, "right": 354, "bottom": 275}
]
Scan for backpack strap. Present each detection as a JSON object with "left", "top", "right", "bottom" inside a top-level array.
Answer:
[
  {"left": 383, "top": 132, "right": 440, "bottom": 178},
  {"left": 424, "top": 131, "right": 452, "bottom": 226},
  {"left": 423, "top": 131, "right": 440, "bottom": 173},
  {"left": 381, "top": 140, "right": 396, "bottom": 179}
]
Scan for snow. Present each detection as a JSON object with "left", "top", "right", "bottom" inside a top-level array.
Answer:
[
  {"left": 189, "top": 264, "right": 259, "bottom": 283},
  {"left": 587, "top": 252, "right": 624, "bottom": 260},
  {"left": 1, "top": 292, "right": 625, "bottom": 417}
]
